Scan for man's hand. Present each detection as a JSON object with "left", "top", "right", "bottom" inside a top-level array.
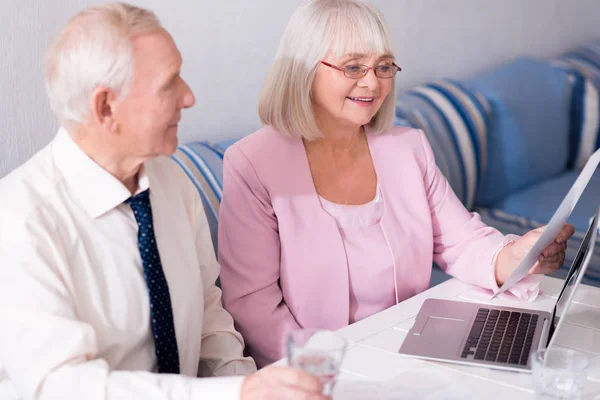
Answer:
[{"left": 241, "top": 366, "right": 330, "bottom": 400}]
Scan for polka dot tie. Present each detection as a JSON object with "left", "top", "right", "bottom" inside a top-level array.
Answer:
[{"left": 126, "top": 189, "right": 180, "bottom": 374}]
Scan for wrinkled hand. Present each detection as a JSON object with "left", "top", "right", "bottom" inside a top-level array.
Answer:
[
  {"left": 495, "top": 224, "right": 575, "bottom": 285},
  {"left": 241, "top": 366, "right": 331, "bottom": 400}
]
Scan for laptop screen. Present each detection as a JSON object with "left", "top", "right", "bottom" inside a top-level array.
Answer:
[{"left": 549, "top": 214, "right": 597, "bottom": 340}]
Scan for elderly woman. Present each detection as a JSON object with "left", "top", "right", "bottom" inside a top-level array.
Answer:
[{"left": 218, "top": 0, "right": 574, "bottom": 367}]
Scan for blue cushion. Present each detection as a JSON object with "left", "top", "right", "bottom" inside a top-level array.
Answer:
[
  {"left": 466, "top": 57, "right": 572, "bottom": 206},
  {"left": 430, "top": 265, "right": 452, "bottom": 287},
  {"left": 490, "top": 169, "right": 600, "bottom": 233},
  {"left": 396, "top": 79, "right": 491, "bottom": 209}
]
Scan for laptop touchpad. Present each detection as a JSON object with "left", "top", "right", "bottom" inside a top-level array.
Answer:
[{"left": 418, "top": 316, "right": 467, "bottom": 357}]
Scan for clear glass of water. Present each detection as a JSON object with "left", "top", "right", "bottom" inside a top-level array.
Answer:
[
  {"left": 287, "top": 329, "right": 348, "bottom": 395},
  {"left": 531, "top": 348, "right": 589, "bottom": 399}
]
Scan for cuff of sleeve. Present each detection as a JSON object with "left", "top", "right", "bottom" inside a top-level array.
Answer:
[
  {"left": 489, "top": 234, "right": 540, "bottom": 303},
  {"left": 190, "top": 376, "right": 245, "bottom": 400},
  {"left": 489, "top": 234, "right": 520, "bottom": 290}
]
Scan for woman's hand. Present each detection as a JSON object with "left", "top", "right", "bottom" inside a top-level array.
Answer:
[{"left": 494, "top": 224, "right": 575, "bottom": 285}]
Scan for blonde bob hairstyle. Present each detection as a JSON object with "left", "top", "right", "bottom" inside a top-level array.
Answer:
[
  {"left": 258, "top": 0, "right": 397, "bottom": 140},
  {"left": 44, "top": 3, "right": 162, "bottom": 127}
]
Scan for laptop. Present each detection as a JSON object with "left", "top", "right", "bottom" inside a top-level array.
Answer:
[{"left": 398, "top": 207, "right": 599, "bottom": 372}]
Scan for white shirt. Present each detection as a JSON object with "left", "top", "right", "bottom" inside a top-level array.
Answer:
[{"left": 0, "top": 129, "right": 256, "bottom": 400}]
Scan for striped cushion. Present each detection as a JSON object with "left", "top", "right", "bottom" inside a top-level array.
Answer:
[
  {"left": 554, "top": 40, "right": 600, "bottom": 169},
  {"left": 171, "top": 142, "right": 224, "bottom": 250},
  {"left": 395, "top": 80, "right": 490, "bottom": 209},
  {"left": 560, "top": 39, "right": 600, "bottom": 86}
]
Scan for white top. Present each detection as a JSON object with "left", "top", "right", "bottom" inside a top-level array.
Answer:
[
  {"left": 319, "top": 185, "right": 397, "bottom": 323},
  {"left": 318, "top": 185, "right": 384, "bottom": 229},
  {"left": 0, "top": 129, "right": 256, "bottom": 400}
]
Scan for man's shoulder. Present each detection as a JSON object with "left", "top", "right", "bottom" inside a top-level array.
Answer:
[
  {"left": 0, "top": 145, "right": 62, "bottom": 239},
  {"left": 147, "top": 155, "right": 191, "bottom": 183},
  {"left": 0, "top": 145, "right": 59, "bottom": 208},
  {"left": 148, "top": 155, "right": 187, "bottom": 176},
  {"left": 145, "top": 156, "right": 197, "bottom": 199}
]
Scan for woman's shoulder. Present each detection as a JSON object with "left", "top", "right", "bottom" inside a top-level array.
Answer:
[
  {"left": 225, "top": 125, "right": 299, "bottom": 163},
  {"left": 375, "top": 125, "right": 422, "bottom": 142},
  {"left": 370, "top": 126, "right": 428, "bottom": 157}
]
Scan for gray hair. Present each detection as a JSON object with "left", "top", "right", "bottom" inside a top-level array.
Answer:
[
  {"left": 44, "top": 2, "right": 162, "bottom": 127},
  {"left": 258, "top": 0, "right": 397, "bottom": 140}
]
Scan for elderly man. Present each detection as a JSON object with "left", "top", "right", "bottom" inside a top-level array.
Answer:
[{"left": 0, "top": 3, "right": 327, "bottom": 400}]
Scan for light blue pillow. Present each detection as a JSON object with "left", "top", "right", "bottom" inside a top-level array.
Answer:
[{"left": 466, "top": 57, "right": 572, "bottom": 207}]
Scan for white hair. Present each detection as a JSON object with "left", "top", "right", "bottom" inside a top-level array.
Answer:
[
  {"left": 258, "top": 0, "right": 397, "bottom": 140},
  {"left": 44, "top": 2, "right": 162, "bottom": 127}
]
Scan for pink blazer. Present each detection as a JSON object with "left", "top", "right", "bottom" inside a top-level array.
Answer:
[{"left": 218, "top": 125, "right": 508, "bottom": 367}]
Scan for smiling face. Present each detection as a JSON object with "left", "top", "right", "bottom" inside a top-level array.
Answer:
[
  {"left": 311, "top": 52, "right": 395, "bottom": 133},
  {"left": 258, "top": 0, "right": 398, "bottom": 139}
]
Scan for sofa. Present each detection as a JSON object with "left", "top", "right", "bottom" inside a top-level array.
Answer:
[{"left": 172, "top": 39, "right": 600, "bottom": 288}]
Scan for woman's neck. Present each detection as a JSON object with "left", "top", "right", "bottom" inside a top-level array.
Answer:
[{"left": 304, "top": 124, "right": 365, "bottom": 159}]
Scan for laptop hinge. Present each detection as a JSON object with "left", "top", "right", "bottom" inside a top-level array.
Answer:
[{"left": 539, "top": 318, "right": 550, "bottom": 350}]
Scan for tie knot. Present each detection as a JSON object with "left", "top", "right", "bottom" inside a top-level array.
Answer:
[
  {"left": 126, "top": 189, "right": 151, "bottom": 214},
  {"left": 126, "top": 189, "right": 150, "bottom": 205}
]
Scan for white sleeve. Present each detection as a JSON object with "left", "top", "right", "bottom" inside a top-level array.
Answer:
[{"left": 0, "top": 238, "right": 245, "bottom": 400}]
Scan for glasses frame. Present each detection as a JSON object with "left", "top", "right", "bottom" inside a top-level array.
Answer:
[{"left": 320, "top": 60, "right": 402, "bottom": 79}]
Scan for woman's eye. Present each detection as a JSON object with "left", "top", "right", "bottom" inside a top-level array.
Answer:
[{"left": 345, "top": 65, "right": 363, "bottom": 73}]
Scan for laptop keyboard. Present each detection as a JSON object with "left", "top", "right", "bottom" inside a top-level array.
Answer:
[{"left": 460, "top": 308, "right": 538, "bottom": 365}]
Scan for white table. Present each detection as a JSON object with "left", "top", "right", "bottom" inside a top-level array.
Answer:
[{"left": 331, "top": 276, "right": 600, "bottom": 399}]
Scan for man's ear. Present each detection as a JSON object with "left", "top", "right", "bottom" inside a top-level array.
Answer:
[{"left": 90, "top": 86, "right": 119, "bottom": 133}]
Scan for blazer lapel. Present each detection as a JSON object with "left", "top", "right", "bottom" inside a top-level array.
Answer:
[
  {"left": 366, "top": 130, "right": 432, "bottom": 303},
  {"left": 276, "top": 137, "right": 350, "bottom": 330}
]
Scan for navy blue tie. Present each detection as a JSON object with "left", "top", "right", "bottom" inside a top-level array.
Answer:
[{"left": 126, "top": 189, "right": 180, "bottom": 374}]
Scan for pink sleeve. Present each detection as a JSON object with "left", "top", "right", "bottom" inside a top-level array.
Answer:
[
  {"left": 418, "top": 131, "right": 537, "bottom": 300},
  {"left": 217, "top": 145, "right": 301, "bottom": 367}
]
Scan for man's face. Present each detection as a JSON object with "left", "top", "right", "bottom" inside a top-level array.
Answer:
[{"left": 113, "top": 28, "right": 195, "bottom": 158}]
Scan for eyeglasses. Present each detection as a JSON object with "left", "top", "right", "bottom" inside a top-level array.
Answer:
[{"left": 320, "top": 61, "right": 401, "bottom": 79}]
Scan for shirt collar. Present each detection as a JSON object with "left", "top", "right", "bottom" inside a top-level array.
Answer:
[{"left": 52, "top": 127, "right": 150, "bottom": 219}]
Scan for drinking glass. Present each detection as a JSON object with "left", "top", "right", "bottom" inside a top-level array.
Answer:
[
  {"left": 531, "top": 347, "right": 588, "bottom": 399},
  {"left": 287, "top": 329, "right": 348, "bottom": 395}
]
